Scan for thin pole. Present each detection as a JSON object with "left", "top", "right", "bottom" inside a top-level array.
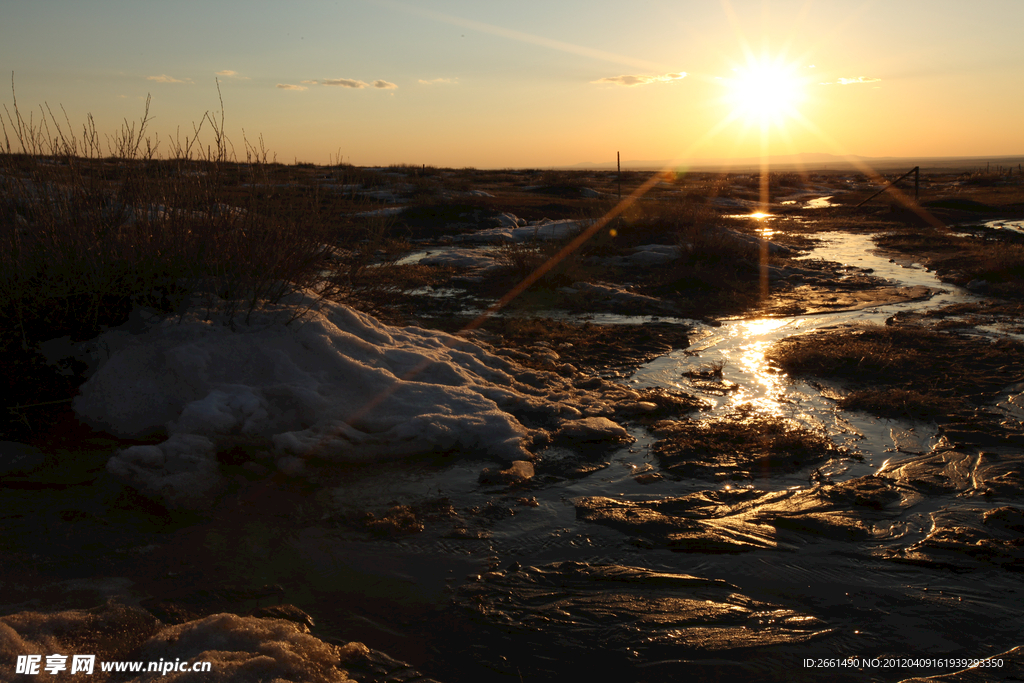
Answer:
[{"left": 617, "top": 151, "right": 621, "bottom": 200}]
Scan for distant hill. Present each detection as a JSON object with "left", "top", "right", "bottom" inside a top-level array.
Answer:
[{"left": 561, "top": 153, "right": 1024, "bottom": 173}]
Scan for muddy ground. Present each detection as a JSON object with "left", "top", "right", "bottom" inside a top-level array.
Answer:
[{"left": 3, "top": 166, "right": 1024, "bottom": 682}]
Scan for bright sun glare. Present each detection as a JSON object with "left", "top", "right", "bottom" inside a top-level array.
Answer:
[{"left": 725, "top": 59, "right": 804, "bottom": 126}]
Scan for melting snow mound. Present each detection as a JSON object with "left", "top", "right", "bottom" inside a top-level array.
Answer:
[
  {"left": 0, "top": 605, "right": 356, "bottom": 682},
  {"left": 136, "top": 613, "right": 352, "bottom": 682},
  {"left": 73, "top": 291, "right": 561, "bottom": 507}
]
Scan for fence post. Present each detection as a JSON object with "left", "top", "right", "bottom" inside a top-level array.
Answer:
[{"left": 617, "top": 151, "right": 621, "bottom": 200}]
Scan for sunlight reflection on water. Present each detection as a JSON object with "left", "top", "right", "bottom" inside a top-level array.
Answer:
[
  {"left": 724, "top": 319, "right": 795, "bottom": 416},
  {"left": 725, "top": 212, "right": 776, "bottom": 238},
  {"left": 631, "top": 231, "right": 983, "bottom": 479}
]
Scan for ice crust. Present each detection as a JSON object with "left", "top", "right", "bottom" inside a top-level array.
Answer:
[{"left": 72, "top": 291, "right": 577, "bottom": 507}]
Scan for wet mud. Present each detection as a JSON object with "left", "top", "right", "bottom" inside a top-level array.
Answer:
[
  {"left": 883, "top": 505, "right": 1024, "bottom": 572},
  {"left": 574, "top": 475, "right": 906, "bottom": 552},
  {"left": 6, "top": 178, "right": 1024, "bottom": 681},
  {"left": 448, "top": 562, "right": 834, "bottom": 682},
  {"left": 463, "top": 317, "right": 696, "bottom": 379}
]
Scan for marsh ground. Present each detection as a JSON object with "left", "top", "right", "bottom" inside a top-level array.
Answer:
[{"left": 3, "top": 159, "right": 1024, "bottom": 682}]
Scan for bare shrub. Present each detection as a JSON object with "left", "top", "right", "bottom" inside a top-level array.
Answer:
[
  {"left": 1, "top": 80, "right": 340, "bottom": 343},
  {"left": 494, "top": 241, "right": 544, "bottom": 278}
]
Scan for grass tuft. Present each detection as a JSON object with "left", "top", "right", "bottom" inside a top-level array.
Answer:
[{"left": 0, "top": 84, "right": 351, "bottom": 437}]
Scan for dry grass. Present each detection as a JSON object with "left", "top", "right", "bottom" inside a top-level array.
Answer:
[
  {"left": 958, "top": 169, "right": 1016, "bottom": 186},
  {"left": 493, "top": 241, "right": 544, "bottom": 278},
  {"left": 1, "top": 84, "right": 345, "bottom": 334},
  {"left": 874, "top": 228, "right": 1024, "bottom": 297},
  {"left": 652, "top": 408, "right": 835, "bottom": 477},
  {"left": 603, "top": 196, "right": 717, "bottom": 247},
  {"left": 467, "top": 316, "right": 693, "bottom": 376},
  {"left": 767, "top": 323, "right": 1024, "bottom": 423},
  {"left": 838, "top": 388, "right": 961, "bottom": 421},
  {"left": 0, "top": 85, "right": 395, "bottom": 437},
  {"left": 767, "top": 324, "right": 946, "bottom": 378}
]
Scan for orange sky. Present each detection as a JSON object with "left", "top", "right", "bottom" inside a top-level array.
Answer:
[{"left": 3, "top": 0, "right": 1023, "bottom": 167}]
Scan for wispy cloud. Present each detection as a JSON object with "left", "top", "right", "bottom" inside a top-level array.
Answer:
[
  {"left": 592, "top": 72, "right": 687, "bottom": 87},
  {"left": 216, "top": 70, "right": 250, "bottom": 80},
  {"left": 322, "top": 78, "right": 370, "bottom": 88},
  {"left": 292, "top": 77, "right": 397, "bottom": 90},
  {"left": 379, "top": 0, "right": 662, "bottom": 71},
  {"left": 418, "top": 77, "right": 457, "bottom": 85},
  {"left": 146, "top": 74, "right": 192, "bottom": 84},
  {"left": 276, "top": 83, "right": 308, "bottom": 91},
  {"left": 819, "top": 76, "right": 881, "bottom": 85}
]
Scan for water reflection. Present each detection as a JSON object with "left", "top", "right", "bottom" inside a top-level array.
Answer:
[
  {"left": 804, "top": 196, "right": 836, "bottom": 209},
  {"left": 631, "top": 231, "right": 982, "bottom": 479},
  {"left": 724, "top": 212, "right": 776, "bottom": 238},
  {"left": 724, "top": 319, "right": 790, "bottom": 415},
  {"left": 736, "top": 317, "right": 792, "bottom": 337},
  {"left": 734, "top": 342, "right": 785, "bottom": 415}
]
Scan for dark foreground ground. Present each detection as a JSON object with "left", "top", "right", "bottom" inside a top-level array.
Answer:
[{"left": 2, "top": 161, "right": 1024, "bottom": 682}]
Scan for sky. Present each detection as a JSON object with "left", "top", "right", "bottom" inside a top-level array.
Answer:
[{"left": 2, "top": 0, "right": 1023, "bottom": 168}]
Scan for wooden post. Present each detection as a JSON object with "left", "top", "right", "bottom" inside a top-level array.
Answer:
[
  {"left": 915, "top": 166, "right": 919, "bottom": 202},
  {"left": 617, "top": 151, "right": 621, "bottom": 200}
]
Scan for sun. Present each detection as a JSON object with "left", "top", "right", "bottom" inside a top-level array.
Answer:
[{"left": 724, "top": 57, "right": 805, "bottom": 126}]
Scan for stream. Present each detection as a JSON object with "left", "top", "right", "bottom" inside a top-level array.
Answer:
[
  {"left": 299, "top": 231, "right": 1021, "bottom": 680},
  {"left": 4, "top": 230, "right": 1021, "bottom": 682}
]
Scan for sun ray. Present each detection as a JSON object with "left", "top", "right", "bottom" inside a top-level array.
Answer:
[{"left": 787, "top": 108, "right": 947, "bottom": 228}]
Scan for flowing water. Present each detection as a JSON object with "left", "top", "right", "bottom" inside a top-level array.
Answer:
[
  {"left": 631, "top": 231, "right": 976, "bottom": 484},
  {"left": 326, "top": 231, "right": 983, "bottom": 541},
  {"left": 292, "top": 231, "right": 1021, "bottom": 680},
  {"left": 7, "top": 231, "right": 1021, "bottom": 682}
]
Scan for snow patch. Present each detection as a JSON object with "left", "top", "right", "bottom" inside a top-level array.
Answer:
[
  {"left": 556, "top": 416, "right": 633, "bottom": 443},
  {"left": 0, "top": 606, "right": 355, "bottom": 682},
  {"left": 106, "top": 435, "right": 223, "bottom": 510},
  {"left": 418, "top": 248, "right": 499, "bottom": 269},
  {"left": 138, "top": 613, "right": 351, "bottom": 682},
  {"left": 74, "top": 291, "right": 583, "bottom": 507},
  {"left": 593, "top": 244, "right": 683, "bottom": 267},
  {"left": 452, "top": 219, "right": 588, "bottom": 243}
]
